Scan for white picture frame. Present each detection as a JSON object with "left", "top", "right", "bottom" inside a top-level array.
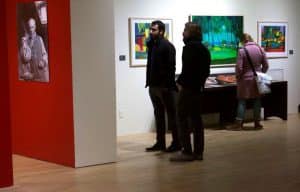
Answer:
[
  {"left": 257, "top": 21, "right": 288, "bottom": 58},
  {"left": 129, "top": 18, "right": 173, "bottom": 67}
]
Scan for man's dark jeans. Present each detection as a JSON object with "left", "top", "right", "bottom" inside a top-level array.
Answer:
[
  {"left": 149, "top": 87, "right": 179, "bottom": 147},
  {"left": 177, "top": 88, "right": 204, "bottom": 155}
]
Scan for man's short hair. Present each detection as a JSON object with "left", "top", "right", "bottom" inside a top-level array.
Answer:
[{"left": 151, "top": 20, "right": 165, "bottom": 36}]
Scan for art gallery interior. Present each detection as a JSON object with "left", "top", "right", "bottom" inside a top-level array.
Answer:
[{"left": 1, "top": 0, "right": 300, "bottom": 191}]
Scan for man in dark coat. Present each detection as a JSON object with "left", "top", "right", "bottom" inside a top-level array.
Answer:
[
  {"left": 170, "top": 22, "right": 210, "bottom": 161},
  {"left": 145, "top": 20, "right": 180, "bottom": 152}
]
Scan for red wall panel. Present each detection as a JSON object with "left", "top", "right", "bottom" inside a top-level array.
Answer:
[
  {"left": 7, "top": 0, "right": 75, "bottom": 167},
  {"left": 0, "top": 0, "right": 13, "bottom": 188}
]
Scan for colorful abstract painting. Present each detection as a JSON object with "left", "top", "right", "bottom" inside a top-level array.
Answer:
[
  {"left": 191, "top": 16, "right": 243, "bottom": 67},
  {"left": 129, "top": 18, "right": 172, "bottom": 67},
  {"left": 258, "top": 22, "right": 288, "bottom": 58}
]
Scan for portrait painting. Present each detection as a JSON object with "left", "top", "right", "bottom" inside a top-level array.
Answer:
[{"left": 17, "top": 1, "right": 50, "bottom": 82}]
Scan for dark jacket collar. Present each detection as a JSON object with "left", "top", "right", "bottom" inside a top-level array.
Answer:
[
  {"left": 147, "top": 36, "right": 164, "bottom": 47},
  {"left": 184, "top": 39, "right": 201, "bottom": 46}
]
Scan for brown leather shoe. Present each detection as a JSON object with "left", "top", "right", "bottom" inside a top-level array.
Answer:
[
  {"left": 145, "top": 143, "right": 166, "bottom": 152},
  {"left": 165, "top": 143, "right": 181, "bottom": 153},
  {"left": 193, "top": 154, "right": 203, "bottom": 161},
  {"left": 169, "top": 152, "right": 194, "bottom": 162},
  {"left": 254, "top": 121, "right": 263, "bottom": 130},
  {"left": 226, "top": 120, "right": 243, "bottom": 131}
]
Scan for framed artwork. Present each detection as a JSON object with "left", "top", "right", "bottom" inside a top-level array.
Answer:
[
  {"left": 190, "top": 15, "right": 244, "bottom": 67},
  {"left": 257, "top": 21, "right": 288, "bottom": 58},
  {"left": 17, "top": 1, "right": 50, "bottom": 82},
  {"left": 129, "top": 18, "right": 173, "bottom": 67}
]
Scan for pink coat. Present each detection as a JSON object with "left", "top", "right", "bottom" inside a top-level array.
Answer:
[{"left": 236, "top": 42, "right": 269, "bottom": 99}]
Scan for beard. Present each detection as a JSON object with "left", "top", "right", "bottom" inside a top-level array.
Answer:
[
  {"left": 150, "top": 32, "right": 162, "bottom": 40},
  {"left": 150, "top": 34, "right": 157, "bottom": 40}
]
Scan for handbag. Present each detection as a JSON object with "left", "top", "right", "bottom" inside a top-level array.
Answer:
[{"left": 244, "top": 47, "right": 272, "bottom": 94}]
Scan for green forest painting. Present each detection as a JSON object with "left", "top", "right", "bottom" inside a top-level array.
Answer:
[{"left": 191, "top": 16, "right": 243, "bottom": 66}]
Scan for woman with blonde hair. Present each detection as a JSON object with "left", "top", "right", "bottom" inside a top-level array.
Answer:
[{"left": 227, "top": 33, "right": 269, "bottom": 130}]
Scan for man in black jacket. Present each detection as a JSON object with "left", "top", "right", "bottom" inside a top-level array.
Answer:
[
  {"left": 145, "top": 20, "right": 180, "bottom": 152},
  {"left": 170, "top": 22, "right": 211, "bottom": 161}
]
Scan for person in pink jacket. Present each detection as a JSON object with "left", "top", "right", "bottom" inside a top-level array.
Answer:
[{"left": 227, "top": 33, "right": 269, "bottom": 130}]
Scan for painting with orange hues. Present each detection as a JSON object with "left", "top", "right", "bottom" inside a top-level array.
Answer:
[{"left": 258, "top": 21, "right": 288, "bottom": 58}]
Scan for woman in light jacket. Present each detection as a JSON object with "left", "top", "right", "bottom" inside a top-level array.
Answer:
[{"left": 227, "top": 33, "right": 269, "bottom": 130}]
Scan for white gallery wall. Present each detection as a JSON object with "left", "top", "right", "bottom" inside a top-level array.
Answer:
[
  {"left": 71, "top": 0, "right": 116, "bottom": 167},
  {"left": 115, "top": 0, "right": 300, "bottom": 135}
]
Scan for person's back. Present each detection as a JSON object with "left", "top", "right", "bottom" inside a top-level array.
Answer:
[
  {"left": 170, "top": 22, "right": 210, "bottom": 162},
  {"left": 227, "top": 33, "right": 269, "bottom": 131},
  {"left": 177, "top": 40, "right": 210, "bottom": 91},
  {"left": 236, "top": 42, "right": 268, "bottom": 81}
]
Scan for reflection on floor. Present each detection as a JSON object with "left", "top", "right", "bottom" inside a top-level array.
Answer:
[{"left": 1, "top": 114, "right": 300, "bottom": 192}]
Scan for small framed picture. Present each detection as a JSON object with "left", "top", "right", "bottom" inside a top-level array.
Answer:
[
  {"left": 129, "top": 18, "right": 173, "bottom": 67},
  {"left": 257, "top": 21, "right": 288, "bottom": 58}
]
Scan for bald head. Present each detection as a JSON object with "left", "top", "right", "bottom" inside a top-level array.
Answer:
[{"left": 28, "top": 18, "right": 36, "bottom": 35}]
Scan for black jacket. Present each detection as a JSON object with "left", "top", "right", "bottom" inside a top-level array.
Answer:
[
  {"left": 177, "top": 40, "right": 211, "bottom": 91},
  {"left": 145, "top": 37, "right": 176, "bottom": 89}
]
